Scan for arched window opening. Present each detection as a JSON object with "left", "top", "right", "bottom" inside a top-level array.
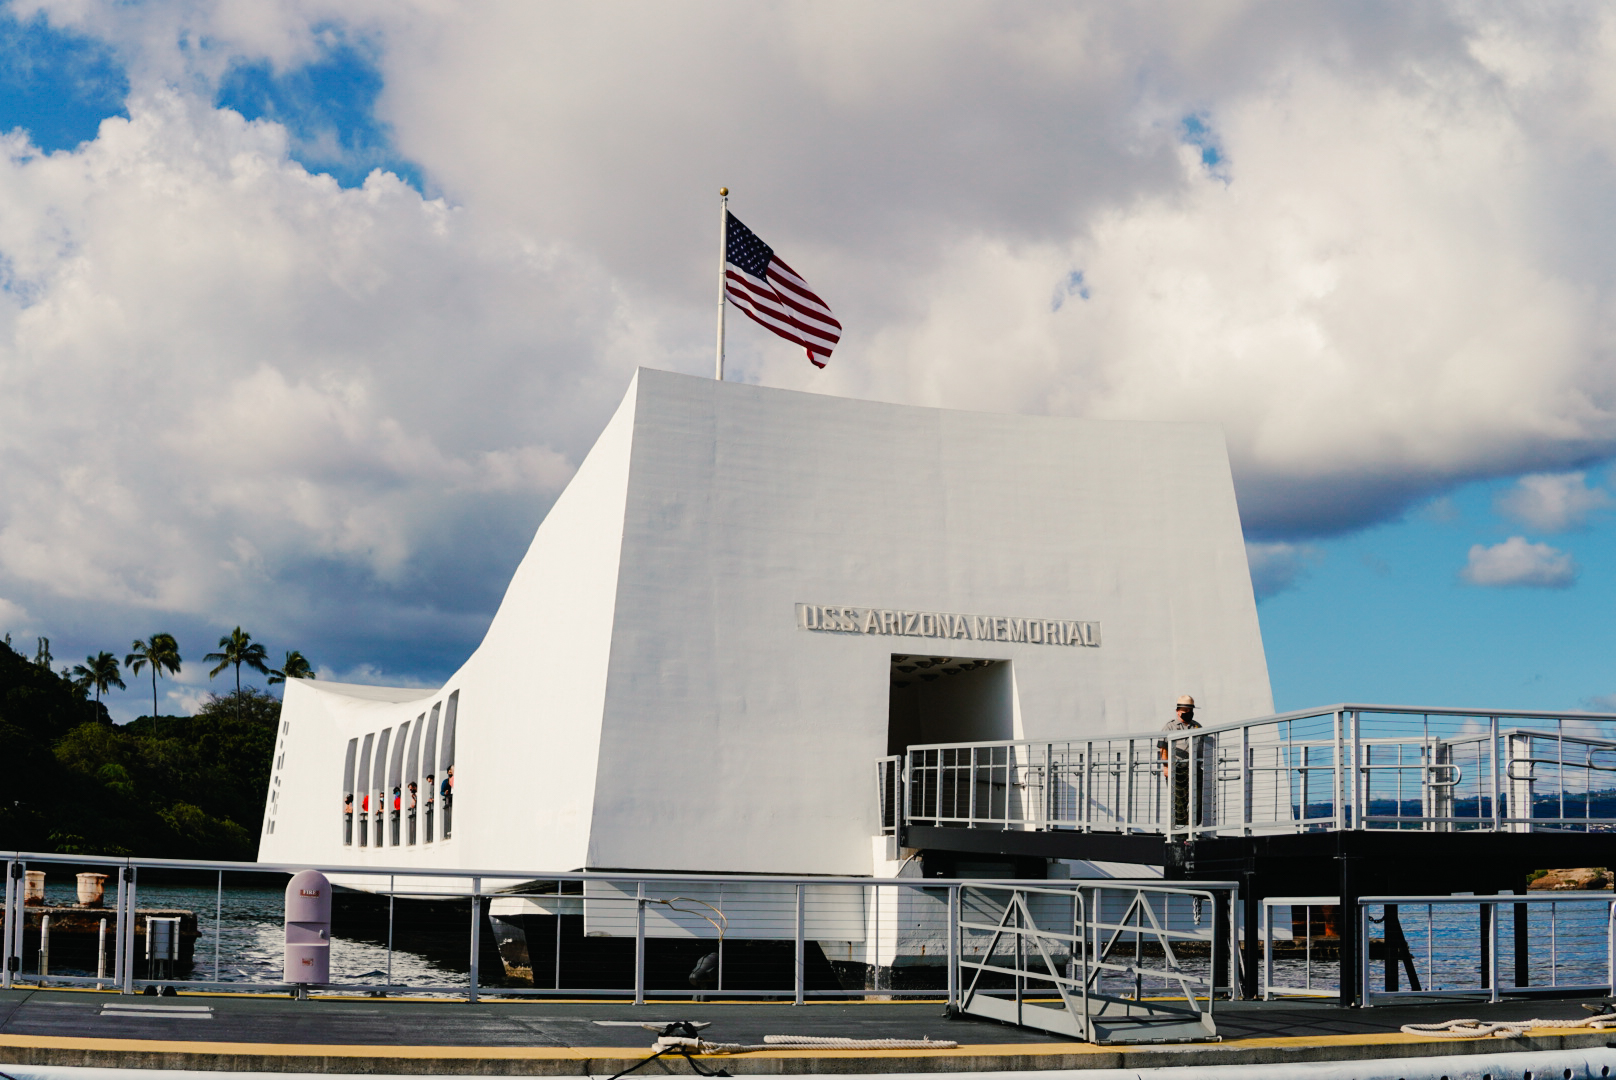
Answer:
[
  {"left": 422, "top": 704, "right": 440, "bottom": 843},
  {"left": 342, "top": 739, "right": 358, "bottom": 845},
  {"left": 406, "top": 715, "right": 423, "bottom": 845},
  {"left": 356, "top": 734, "right": 374, "bottom": 847},
  {"left": 439, "top": 691, "right": 458, "bottom": 838},
  {"left": 388, "top": 721, "right": 409, "bottom": 846},
  {"left": 372, "top": 728, "right": 391, "bottom": 848}
]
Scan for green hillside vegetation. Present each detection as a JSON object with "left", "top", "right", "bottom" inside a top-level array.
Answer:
[{"left": 0, "top": 639, "right": 277, "bottom": 860}]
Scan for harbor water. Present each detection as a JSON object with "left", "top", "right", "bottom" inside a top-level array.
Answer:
[{"left": 21, "top": 880, "right": 469, "bottom": 989}]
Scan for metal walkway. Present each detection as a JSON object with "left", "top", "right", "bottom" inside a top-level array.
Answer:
[
  {"left": 878, "top": 703, "right": 1616, "bottom": 1006},
  {"left": 880, "top": 702, "right": 1616, "bottom": 842}
]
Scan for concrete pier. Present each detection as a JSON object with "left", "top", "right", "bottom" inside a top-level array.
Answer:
[{"left": 2, "top": 987, "right": 1616, "bottom": 1074}]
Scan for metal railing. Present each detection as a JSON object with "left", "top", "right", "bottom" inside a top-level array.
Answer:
[
  {"left": 1260, "top": 895, "right": 1341, "bottom": 998},
  {"left": 1, "top": 850, "right": 1237, "bottom": 1044},
  {"left": 1258, "top": 892, "right": 1616, "bottom": 1002},
  {"left": 1357, "top": 893, "right": 1616, "bottom": 1005},
  {"left": 951, "top": 879, "right": 1236, "bottom": 1043},
  {"left": 891, "top": 704, "right": 1616, "bottom": 839},
  {"left": 877, "top": 755, "right": 901, "bottom": 836},
  {"left": 0, "top": 850, "right": 1100, "bottom": 1007}
]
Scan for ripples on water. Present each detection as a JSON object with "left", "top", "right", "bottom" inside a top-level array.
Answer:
[{"left": 1265, "top": 900, "right": 1613, "bottom": 994}]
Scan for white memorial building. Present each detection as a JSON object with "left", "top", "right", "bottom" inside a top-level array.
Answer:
[{"left": 258, "top": 368, "right": 1272, "bottom": 879}]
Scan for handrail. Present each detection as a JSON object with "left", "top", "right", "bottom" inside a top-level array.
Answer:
[
  {"left": 0, "top": 848, "right": 1067, "bottom": 887},
  {"left": 893, "top": 702, "right": 1616, "bottom": 840},
  {"left": 11, "top": 850, "right": 1219, "bottom": 1008}
]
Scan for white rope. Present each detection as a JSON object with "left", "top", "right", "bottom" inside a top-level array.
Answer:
[
  {"left": 653, "top": 1035, "right": 959, "bottom": 1054},
  {"left": 1401, "top": 1015, "right": 1616, "bottom": 1039}
]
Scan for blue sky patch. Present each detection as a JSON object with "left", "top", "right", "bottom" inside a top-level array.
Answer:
[
  {"left": 216, "top": 31, "right": 423, "bottom": 192},
  {"left": 1257, "top": 470, "right": 1616, "bottom": 712},
  {"left": 1180, "top": 112, "right": 1228, "bottom": 180},
  {"left": 1052, "top": 269, "right": 1090, "bottom": 311},
  {"left": 0, "top": 12, "right": 126, "bottom": 152}
]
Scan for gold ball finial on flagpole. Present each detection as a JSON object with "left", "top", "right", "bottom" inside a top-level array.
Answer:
[{"left": 719, "top": 187, "right": 728, "bottom": 196}]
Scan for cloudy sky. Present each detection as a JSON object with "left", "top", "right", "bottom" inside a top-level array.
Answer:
[{"left": 2, "top": 1, "right": 1616, "bottom": 719}]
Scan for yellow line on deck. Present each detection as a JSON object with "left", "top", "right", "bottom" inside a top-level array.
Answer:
[{"left": 0, "top": 1026, "right": 1589, "bottom": 1060}]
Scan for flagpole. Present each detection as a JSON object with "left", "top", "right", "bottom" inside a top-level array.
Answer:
[{"left": 715, "top": 187, "right": 728, "bottom": 381}]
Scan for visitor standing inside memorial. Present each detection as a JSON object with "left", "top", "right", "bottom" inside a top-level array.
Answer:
[
  {"left": 441, "top": 766, "right": 454, "bottom": 837},
  {"left": 1160, "top": 695, "right": 1201, "bottom": 831},
  {"left": 424, "top": 772, "right": 435, "bottom": 842}
]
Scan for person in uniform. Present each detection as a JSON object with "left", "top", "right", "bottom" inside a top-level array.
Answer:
[{"left": 1159, "top": 695, "right": 1201, "bottom": 831}]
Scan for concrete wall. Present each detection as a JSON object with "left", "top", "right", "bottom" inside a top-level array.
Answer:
[
  {"left": 261, "top": 368, "right": 1272, "bottom": 878},
  {"left": 259, "top": 380, "right": 639, "bottom": 872}
]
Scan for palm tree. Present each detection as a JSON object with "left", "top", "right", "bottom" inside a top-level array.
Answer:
[
  {"left": 268, "top": 650, "right": 315, "bottom": 685},
  {"left": 204, "top": 626, "right": 270, "bottom": 703},
  {"left": 126, "top": 634, "right": 182, "bottom": 732},
  {"left": 71, "top": 651, "right": 126, "bottom": 704}
]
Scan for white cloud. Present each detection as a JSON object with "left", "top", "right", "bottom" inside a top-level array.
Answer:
[
  {"left": 5, "top": 4, "right": 1616, "bottom": 689},
  {"left": 1245, "top": 542, "right": 1321, "bottom": 601},
  {"left": 361, "top": 3, "right": 1616, "bottom": 536},
  {"left": 0, "top": 596, "right": 33, "bottom": 640},
  {"left": 1496, "top": 472, "right": 1613, "bottom": 531},
  {"left": 0, "top": 88, "right": 665, "bottom": 679},
  {"left": 164, "top": 685, "right": 213, "bottom": 717},
  {"left": 1461, "top": 536, "right": 1578, "bottom": 588},
  {"left": 319, "top": 662, "right": 435, "bottom": 689}
]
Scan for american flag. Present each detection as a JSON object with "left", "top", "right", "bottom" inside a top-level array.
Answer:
[{"left": 724, "top": 212, "right": 841, "bottom": 368}]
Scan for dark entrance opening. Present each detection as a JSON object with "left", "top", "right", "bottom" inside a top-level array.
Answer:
[{"left": 886, "top": 654, "right": 1012, "bottom": 756}]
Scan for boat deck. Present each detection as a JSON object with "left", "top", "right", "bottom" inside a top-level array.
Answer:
[{"left": 1, "top": 987, "right": 1615, "bottom": 1073}]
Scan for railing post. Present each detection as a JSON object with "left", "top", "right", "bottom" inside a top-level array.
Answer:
[
  {"left": 121, "top": 865, "right": 137, "bottom": 994},
  {"left": 1241, "top": 723, "right": 1252, "bottom": 834},
  {"left": 634, "top": 882, "right": 646, "bottom": 1006},
  {"left": 947, "top": 884, "right": 959, "bottom": 1011},
  {"left": 1333, "top": 710, "right": 1345, "bottom": 830},
  {"left": 1083, "top": 740, "right": 1094, "bottom": 831},
  {"left": 1349, "top": 711, "right": 1362, "bottom": 829},
  {"left": 1077, "top": 888, "right": 1090, "bottom": 1041},
  {"left": 794, "top": 883, "right": 805, "bottom": 1005},
  {"left": 387, "top": 875, "right": 396, "bottom": 989},
  {"left": 468, "top": 876, "right": 481, "bottom": 1003},
  {"left": 1044, "top": 742, "right": 1054, "bottom": 829},
  {"left": 1122, "top": 738, "right": 1135, "bottom": 833},
  {"left": 109, "top": 865, "right": 123, "bottom": 992},
  {"left": 214, "top": 870, "right": 223, "bottom": 982},
  {"left": 1230, "top": 885, "right": 1243, "bottom": 999},
  {"left": 1359, "top": 900, "right": 1370, "bottom": 1006},
  {"left": 1607, "top": 900, "right": 1616, "bottom": 1000},
  {"left": 1260, "top": 900, "right": 1271, "bottom": 1000},
  {"left": 1490, "top": 715, "right": 1501, "bottom": 830},
  {"left": 2, "top": 861, "right": 15, "bottom": 990},
  {"left": 1487, "top": 900, "right": 1500, "bottom": 1004}
]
